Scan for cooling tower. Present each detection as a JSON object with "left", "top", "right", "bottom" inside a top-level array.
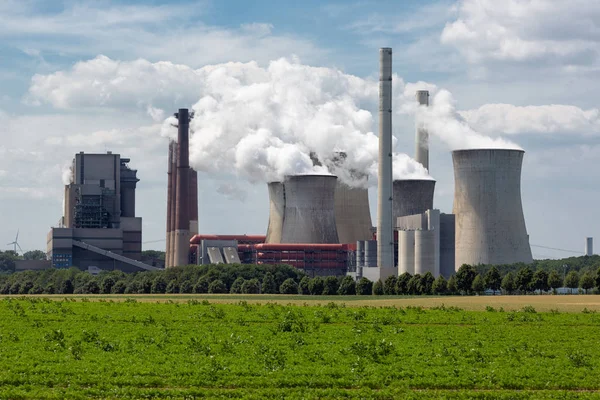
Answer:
[
  {"left": 392, "top": 179, "right": 435, "bottom": 221},
  {"left": 398, "top": 230, "right": 415, "bottom": 275},
  {"left": 452, "top": 149, "right": 533, "bottom": 269},
  {"left": 265, "top": 182, "right": 285, "bottom": 243},
  {"left": 280, "top": 175, "right": 339, "bottom": 244},
  {"left": 335, "top": 183, "right": 373, "bottom": 244}
]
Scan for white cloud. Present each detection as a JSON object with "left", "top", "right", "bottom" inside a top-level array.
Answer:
[{"left": 441, "top": 0, "right": 600, "bottom": 69}]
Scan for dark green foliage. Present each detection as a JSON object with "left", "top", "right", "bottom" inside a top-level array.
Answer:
[
  {"left": 279, "top": 278, "right": 298, "bottom": 294},
  {"left": 396, "top": 273, "right": 411, "bottom": 295},
  {"left": 484, "top": 266, "right": 501, "bottom": 293},
  {"left": 262, "top": 273, "right": 277, "bottom": 294},
  {"left": 356, "top": 277, "right": 372, "bottom": 296},
  {"left": 432, "top": 275, "right": 447, "bottom": 295},
  {"left": 112, "top": 281, "right": 126, "bottom": 294},
  {"left": 372, "top": 280, "right": 384, "bottom": 296},
  {"left": 407, "top": 274, "right": 421, "bottom": 295},
  {"left": 151, "top": 276, "right": 167, "bottom": 294},
  {"left": 501, "top": 272, "right": 515, "bottom": 294},
  {"left": 322, "top": 276, "right": 339, "bottom": 295},
  {"left": 531, "top": 270, "right": 549, "bottom": 293},
  {"left": 193, "top": 277, "right": 209, "bottom": 294},
  {"left": 548, "top": 270, "right": 563, "bottom": 290},
  {"left": 446, "top": 275, "right": 458, "bottom": 295},
  {"left": 579, "top": 272, "right": 595, "bottom": 294},
  {"left": 61, "top": 278, "right": 74, "bottom": 294},
  {"left": 308, "top": 277, "right": 324, "bottom": 296},
  {"left": 338, "top": 276, "right": 356, "bottom": 295},
  {"left": 0, "top": 251, "right": 18, "bottom": 272},
  {"left": 596, "top": 267, "right": 600, "bottom": 290},
  {"left": 125, "top": 280, "right": 141, "bottom": 294},
  {"left": 179, "top": 280, "right": 193, "bottom": 294},
  {"left": 84, "top": 280, "right": 100, "bottom": 294},
  {"left": 230, "top": 277, "right": 245, "bottom": 294},
  {"left": 456, "top": 264, "right": 477, "bottom": 294},
  {"left": 471, "top": 274, "right": 485, "bottom": 295},
  {"left": 419, "top": 272, "right": 435, "bottom": 295},
  {"left": 208, "top": 279, "right": 227, "bottom": 294},
  {"left": 101, "top": 276, "right": 116, "bottom": 294},
  {"left": 23, "top": 250, "right": 47, "bottom": 260},
  {"left": 241, "top": 278, "right": 260, "bottom": 294},
  {"left": 298, "top": 276, "right": 310, "bottom": 295},
  {"left": 383, "top": 275, "right": 397, "bottom": 295},
  {"left": 565, "top": 271, "right": 579, "bottom": 293},
  {"left": 515, "top": 267, "right": 533, "bottom": 293}
]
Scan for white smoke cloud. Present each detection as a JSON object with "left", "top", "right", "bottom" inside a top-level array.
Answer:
[
  {"left": 146, "top": 105, "right": 165, "bottom": 123},
  {"left": 216, "top": 183, "right": 248, "bottom": 202},
  {"left": 61, "top": 163, "right": 73, "bottom": 185}
]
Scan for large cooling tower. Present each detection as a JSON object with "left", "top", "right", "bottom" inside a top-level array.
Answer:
[
  {"left": 279, "top": 175, "right": 339, "bottom": 244},
  {"left": 392, "top": 179, "right": 435, "bottom": 221},
  {"left": 266, "top": 182, "right": 285, "bottom": 243},
  {"left": 452, "top": 149, "right": 533, "bottom": 268},
  {"left": 335, "top": 183, "right": 373, "bottom": 244}
]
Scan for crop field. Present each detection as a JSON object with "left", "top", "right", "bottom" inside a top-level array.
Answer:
[{"left": 2, "top": 297, "right": 600, "bottom": 399}]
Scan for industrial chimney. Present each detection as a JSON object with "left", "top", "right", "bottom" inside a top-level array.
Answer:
[
  {"left": 392, "top": 179, "right": 435, "bottom": 220},
  {"left": 452, "top": 149, "right": 533, "bottom": 269},
  {"left": 586, "top": 237, "right": 593, "bottom": 256},
  {"left": 415, "top": 90, "right": 429, "bottom": 170},
  {"left": 166, "top": 141, "right": 174, "bottom": 267},
  {"left": 377, "top": 47, "right": 394, "bottom": 273},
  {"left": 173, "top": 109, "right": 191, "bottom": 267}
]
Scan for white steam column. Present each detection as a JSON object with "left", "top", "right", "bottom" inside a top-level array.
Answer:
[
  {"left": 377, "top": 48, "right": 395, "bottom": 275},
  {"left": 415, "top": 90, "right": 429, "bottom": 170}
]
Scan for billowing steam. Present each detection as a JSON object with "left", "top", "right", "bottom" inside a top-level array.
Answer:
[{"left": 61, "top": 163, "right": 73, "bottom": 185}]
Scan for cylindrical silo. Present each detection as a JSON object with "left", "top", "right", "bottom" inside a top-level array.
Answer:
[
  {"left": 364, "top": 240, "right": 378, "bottom": 267},
  {"left": 392, "top": 179, "right": 435, "bottom": 221},
  {"left": 335, "top": 182, "right": 373, "bottom": 244},
  {"left": 414, "top": 230, "right": 436, "bottom": 276},
  {"left": 280, "top": 175, "right": 339, "bottom": 244},
  {"left": 452, "top": 149, "right": 533, "bottom": 269},
  {"left": 398, "top": 230, "right": 415, "bottom": 275},
  {"left": 265, "top": 182, "right": 285, "bottom": 243},
  {"left": 356, "top": 240, "right": 365, "bottom": 267}
]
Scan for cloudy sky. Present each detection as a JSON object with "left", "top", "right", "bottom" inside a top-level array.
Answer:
[{"left": 1, "top": 0, "right": 599, "bottom": 260}]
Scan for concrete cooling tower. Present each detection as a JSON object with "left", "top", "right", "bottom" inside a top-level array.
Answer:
[
  {"left": 392, "top": 179, "right": 435, "bottom": 220},
  {"left": 452, "top": 149, "right": 533, "bottom": 269},
  {"left": 334, "top": 183, "right": 373, "bottom": 244},
  {"left": 266, "top": 175, "right": 339, "bottom": 244}
]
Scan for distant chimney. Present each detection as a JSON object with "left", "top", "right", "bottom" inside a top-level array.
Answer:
[
  {"left": 173, "top": 109, "right": 191, "bottom": 267},
  {"left": 415, "top": 90, "right": 429, "bottom": 170}
]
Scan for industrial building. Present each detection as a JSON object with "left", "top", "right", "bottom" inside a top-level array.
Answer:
[{"left": 47, "top": 152, "right": 158, "bottom": 272}]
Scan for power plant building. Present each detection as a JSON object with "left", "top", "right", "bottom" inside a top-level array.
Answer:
[{"left": 47, "top": 152, "right": 158, "bottom": 272}]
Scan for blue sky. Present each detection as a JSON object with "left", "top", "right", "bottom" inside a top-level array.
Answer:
[{"left": 2, "top": 0, "right": 600, "bottom": 260}]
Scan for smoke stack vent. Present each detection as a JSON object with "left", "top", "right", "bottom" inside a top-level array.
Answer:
[{"left": 415, "top": 90, "right": 429, "bottom": 170}]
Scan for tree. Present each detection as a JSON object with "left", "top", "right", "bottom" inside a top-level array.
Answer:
[
  {"left": 455, "top": 264, "right": 477, "bottom": 294},
  {"left": 193, "top": 277, "right": 209, "bottom": 293},
  {"left": 262, "top": 273, "right": 277, "bottom": 294},
  {"left": 356, "top": 277, "right": 372, "bottom": 295},
  {"left": 322, "top": 276, "right": 339, "bottom": 295},
  {"left": 179, "top": 280, "right": 193, "bottom": 294},
  {"left": 0, "top": 251, "right": 18, "bottom": 272},
  {"left": 472, "top": 274, "right": 485, "bottom": 295},
  {"left": 230, "top": 277, "right": 245, "bottom": 294},
  {"left": 547, "top": 270, "right": 563, "bottom": 292},
  {"left": 241, "top": 278, "right": 260, "bottom": 294},
  {"left": 372, "top": 280, "right": 384, "bottom": 295},
  {"left": 151, "top": 276, "right": 167, "bottom": 294},
  {"left": 23, "top": 250, "right": 46, "bottom": 260},
  {"left": 101, "top": 276, "right": 116, "bottom": 294},
  {"left": 565, "top": 271, "right": 579, "bottom": 294},
  {"left": 579, "top": 271, "right": 595, "bottom": 294},
  {"left": 419, "top": 272, "right": 435, "bottom": 295},
  {"left": 308, "top": 277, "right": 325, "bottom": 296},
  {"left": 531, "top": 270, "right": 549, "bottom": 294},
  {"left": 447, "top": 275, "right": 458, "bottom": 295},
  {"left": 484, "top": 266, "right": 502, "bottom": 294},
  {"left": 298, "top": 276, "right": 310, "bottom": 295},
  {"left": 60, "top": 278, "right": 74, "bottom": 294},
  {"left": 279, "top": 278, "right": 298, "bottom": 294},
  {"left": 396, "top": 273, "right": 411, "bottom": 295},
  {"left": 595, "top": 267, "right": 600, "bottom": 290},
  {"left": 112, "top": 281, "right": 127, "bottom": 294},
  {"left": 501, "top": 272, "right": 515, "bottom": 294},
  {"left": 407, "top": 274, "right": 421, "bottom": 295},
  {"left": 515, "top": 267, "right": 534, "bottom": 294},
  {"left": 338, "top": 276, "right": 356, "bottom": 295},
  {"left": 432, "top": 275, "right": 447, "bottom": 295},
  {"left": 208, "top": 279, "right": 227, "bottom": 294},
  {"left": 383, "top": 276, "right": 398, "bottom": 295},
  {"left": 84, "top": 280, "right": 100, "bottom": 294}
]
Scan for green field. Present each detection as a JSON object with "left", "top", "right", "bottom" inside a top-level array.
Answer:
[{"left": 2, "top": 297, "right": 600, "bottom": 399}]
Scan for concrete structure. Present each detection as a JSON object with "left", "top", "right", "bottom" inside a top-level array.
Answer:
[
  {"left": 439, "top": 214, "right": 456, "bottom": 278},
  {"left": 166, "top": 141, "right": 175, "bottom": 267},
  {"left": 586, "top": 237, "right": 594, "bottom": 256},
  {"left": 453, "top": 149, "right": 533, "bottom": 268},
  {"left": 335, "top": 183, "right": 373, "bottom": 244},
  {"left": 398, "top": 230, "right": 415, "bottom": 275},
  {"left": 377, "top": 47, "right": 395, "bottom": 278},
  {"left": 280, "top": 175, "right": 339, "bottom": 244},
  {"left": 15, "top": 260, "right": 52, "bottom": 271},
  {"left": 414, "top": 230, "right": 436, "bottom": 276},
  {"left": 415, "top": 90, "right": 429, "bottom": 170},
  {"left": 392, "top": 179, "right": 435, "bottom": 220},
  {"left": 196, "top": 239, "right": 238, "bottom": 265},
  {"left": 48, "top": 151, "right": 152, "bottom": 271},
  {"left": 265, "top": 182, "right": 285, "bottom": 243},
  {"left": 173, "top": 108, "right": 191, "bottom": 267}
]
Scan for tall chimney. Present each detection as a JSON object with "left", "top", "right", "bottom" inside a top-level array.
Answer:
[
  {"left": 174, "top": 109, "right": 191, "bottom": 267},
  {"left": 189, "top": 168, "right": 199, "bottom": 236},
  {"left": 415, "top": 90, "right": 429, "bottom": 170},
  {"left": 166, "top": 141, "right": 174, "bottom": 267},
  {"left": 377, "top": 48, "right": 394, "bottom": 272},
  {"left": 169, "top": 142, "right": 178, "bottom": 267}
]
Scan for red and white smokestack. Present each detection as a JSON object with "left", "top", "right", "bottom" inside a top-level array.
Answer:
[{"left": 174, "top": 108, "right": 191, "bottom": 267}]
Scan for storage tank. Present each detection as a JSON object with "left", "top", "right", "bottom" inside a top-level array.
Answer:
[
  {"left": 414, "top": 230, "right": 436, "bottom": 276},
  {"left": 364, "top": 240, "right": 378, "bottom": 267},
  {"left": 452, "top": 149, "right": 533, "bottom": 269},
  {"left": 280, "top": 175, "right": 339, "bottom": 244},
  {"left": 335, "top": 182, "right": 373, "bottom": 244},
  {"left": 265, "top": 182, "right": 285, "bottom": 243},
  {"left": 356, "top": 240, "right": 365, "bottom": 267},
  {"left": 398, "top": 230, "right": 415, "bottom": 275},
  {"left": 392, "top": 179, "right": 435, "bottom": 221}
]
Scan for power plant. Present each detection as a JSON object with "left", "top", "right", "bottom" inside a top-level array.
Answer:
[{"left": 42, "top": 47, "right": 537, "bottom": 278}]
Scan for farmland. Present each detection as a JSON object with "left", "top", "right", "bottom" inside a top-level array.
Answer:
[{"left": 2, "top": 297, "right": 600, "bottom": 399}]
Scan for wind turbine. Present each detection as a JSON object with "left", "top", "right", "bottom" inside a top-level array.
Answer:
[{"left": 7, "top": 230, "right": 22, "bottom": 254}]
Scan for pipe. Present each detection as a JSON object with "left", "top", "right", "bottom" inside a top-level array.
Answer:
[
  {"left": 415, "top": 90, "right": 429, "bottom": 170},
  {"left": 174, "top": 108, "right": 190, "bottom": 267},
  {"left": 377, "top": 47, "right": 394, "bottom": 270},
  {"left": 190, "top": 234, "right": 266, "bottom": 244}
]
